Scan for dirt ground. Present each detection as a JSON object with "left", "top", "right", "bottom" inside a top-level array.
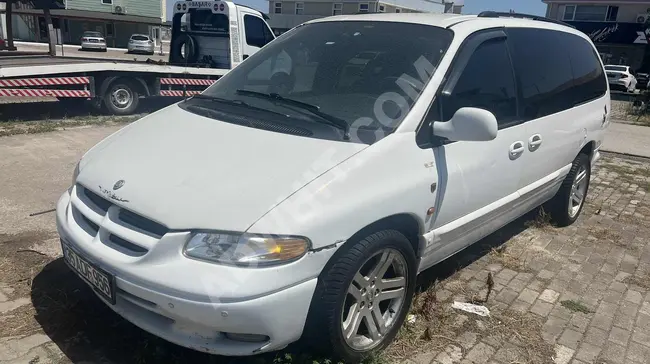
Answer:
[{"left": 1, "top": 112, "right": 650, "bottom": 364}]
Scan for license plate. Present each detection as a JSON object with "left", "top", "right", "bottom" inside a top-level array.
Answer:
[{"left": 62, "top": 243, "right": 116, "bottom": 304}]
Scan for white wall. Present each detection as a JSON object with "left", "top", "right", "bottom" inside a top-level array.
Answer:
[{"left": 383, "top": 0, "right": 445, "bottom": 12}]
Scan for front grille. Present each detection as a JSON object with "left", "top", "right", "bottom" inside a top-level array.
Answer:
[
  {"left": 119, "top": 209, "right": 168, "bottom": 238},
  {"left": 72, "top": 184, "right": 168, "bottom": 255},
  {"left": 83, "top": 187, "right": 111, "bottom": 212}
]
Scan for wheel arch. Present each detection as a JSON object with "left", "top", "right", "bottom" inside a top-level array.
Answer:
[
  {"left": 580, "top": 140, "right": 595, "bottom": 160},
  {"left": 99, "top": 75, "right": 151, "bottom": 98},
  {"left": 341, "top": 213, "right": 424, "bottom": 260}
]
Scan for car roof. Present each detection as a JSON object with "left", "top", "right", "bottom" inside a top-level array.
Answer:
[
  {"left": 131, "top": 34, "right": 150, "bottom": 37},
  {"left": 306, "top": 13, "right": 589, "bottom": 40}
]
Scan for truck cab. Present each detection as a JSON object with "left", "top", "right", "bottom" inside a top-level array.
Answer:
[{"left": 169, "top": 0, "right": 275, "bottom": 69}]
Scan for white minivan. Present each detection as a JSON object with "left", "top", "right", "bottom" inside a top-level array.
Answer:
[{"left": 56, "top": 11, "right": 610, "bottom": 362}]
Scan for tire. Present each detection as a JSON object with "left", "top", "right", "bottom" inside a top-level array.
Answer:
[
  {"left": 304, "top": 230, "right": 417, "bottom": 362},
  {"left": 546, "top": 153, "right": 591, "bottom": 227},
  {"left": 103, "top": 80, "right": 139, "bottom": 115}
]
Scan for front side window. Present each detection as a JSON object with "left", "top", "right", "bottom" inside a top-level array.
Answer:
[
  {"left": 187, "top": 22, "right": 453, "bottom": 143},
  {"left": 434, "top": 38, "right": 517, "bottom": 128},
  {"left": 244, "top": 15, "right": 273, "bottom": 48},
  {"left": 332, "top": 3, "right": 342, "bottom": 15},
  {"left": 274, "top": 2, "right": 282, "bottom": 14}
]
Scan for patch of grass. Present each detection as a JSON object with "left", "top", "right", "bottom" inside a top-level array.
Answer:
[
  {"left": 0, "top": 114, "right": 143, "bottom": 137},
  {"left": 525, "top": 208, "right": 553, "bottom": 230},
  {"left": 560, "top": 300, "right": 594, "bottom": 314}
]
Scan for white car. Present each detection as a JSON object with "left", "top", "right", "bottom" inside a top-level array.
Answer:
[
  {"left": 56, "top": 11, "right": 609, "bottom": 362},
  {"left": 605, "top": 65, "right": 637, "bottom": 92},
  {"left": 80, "top": 31, "right": 107, "bottom": 52}
]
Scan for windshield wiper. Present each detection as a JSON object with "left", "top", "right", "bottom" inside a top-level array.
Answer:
[
  {"left": 187, "top": 94, "right": 289, "bottom": 117},
  {"left": 236, "top": 89, "right": 350, "bottom": 140}
]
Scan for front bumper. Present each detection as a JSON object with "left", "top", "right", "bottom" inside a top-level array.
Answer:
[{"left": 55, "top": 189, "right": 324, "bottom": 356}]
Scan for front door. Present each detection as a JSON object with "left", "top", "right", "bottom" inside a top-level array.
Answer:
[{"left": 420, "top": 31, "right": 526, "bottom": 269}]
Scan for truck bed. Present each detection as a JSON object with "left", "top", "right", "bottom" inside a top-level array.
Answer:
[{"left": 0, "top": 55, "right": 228, "bottom": 78}]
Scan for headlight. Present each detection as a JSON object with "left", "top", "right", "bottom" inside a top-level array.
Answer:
[
  {"left": 184, "top": 232, "right": 310, "bottom": 267},
  {"left": 72, "top": 161, "right": 80, "bottom": 185}
]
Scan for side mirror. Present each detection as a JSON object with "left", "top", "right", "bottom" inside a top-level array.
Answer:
[{"left": 432, "top": 107, "right": 498, "bottom": 142}]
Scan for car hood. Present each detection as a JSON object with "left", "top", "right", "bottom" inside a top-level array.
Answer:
[{"left": 76, "top": 104, "right": 367, "bottom": 231}]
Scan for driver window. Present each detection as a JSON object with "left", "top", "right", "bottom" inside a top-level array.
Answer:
[{"left": 432, "top": 38, "right": 517, "bottom": 129}]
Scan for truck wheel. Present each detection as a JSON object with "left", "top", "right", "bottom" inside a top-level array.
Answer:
[
  {"left": 304, "top": 230, "right": 416, "bottom": 362},
  {"left": 103, "top": 81, "right": 139, "bottom": 115},
  {"left": 546, "top": 153, "right": 591, "bottom": 227}
]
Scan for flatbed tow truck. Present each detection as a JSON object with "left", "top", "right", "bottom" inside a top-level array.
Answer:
[{"left": 0, "top": 0, "right": 275, "bottom": 115}]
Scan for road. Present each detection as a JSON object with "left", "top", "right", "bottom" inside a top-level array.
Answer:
[{"left": 14, "top": 41, "right": 170, "bottom": 63}]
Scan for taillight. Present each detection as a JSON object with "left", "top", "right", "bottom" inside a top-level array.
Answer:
[{"left": 81, "top": 37, "right": 88, "bottom": 42}]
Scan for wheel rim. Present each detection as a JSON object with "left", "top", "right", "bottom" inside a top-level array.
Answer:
[
  {"left": 111, "top": 87, "right": 132, "bottom": 109},
  {"left": 569, "top": 164, "right": 588, "bottom": 218},
  {"left": 341, "top": 248, "right": 407, "bottom": 351}
]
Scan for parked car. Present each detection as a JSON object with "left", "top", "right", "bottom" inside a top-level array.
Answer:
[
  {"left": 636, "top": 72, "right": 649, "bottom": 89},
  {"left": 605, "top": 65, "right": 637, "bottom": 92},
  {"left": 127, "top": 34, "right": 155, "bottom": 55},
  {"left": 80, "top": 31, "right": 107, "bottom": 52},
  {"left": 56, "top": 12, "right": 609, "bottom": 362}
]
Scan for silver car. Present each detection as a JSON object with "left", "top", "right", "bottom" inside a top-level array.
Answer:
[
  {"left": 127, "top": 34, "right": 155, "bottom": 55},
  {"left": 80, "top": 31, "right": 107, "bottom": 52}
]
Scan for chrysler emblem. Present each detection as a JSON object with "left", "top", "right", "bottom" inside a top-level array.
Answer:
[{"left": 113, "top": 180, "right": 125, "bottom": 190}]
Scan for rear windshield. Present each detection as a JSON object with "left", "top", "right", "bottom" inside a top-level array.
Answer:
[
  {"left": 131, "top": 35, "right": 149, "bottom": 41},
  {"left": 189, "top": 10, "right": 229, "bottom": 34},
  {"left": 189, "top": 21, "right": 453, "bottom": 143},
  {"left": 605, "top": 65, "right": 627, "bottom": 72},
  {"left": 83, "top": 32, "right": 102, "bottom": 38}
]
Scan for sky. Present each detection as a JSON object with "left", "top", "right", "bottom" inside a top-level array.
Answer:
[{"left": 165, "top": 0, "right": 547, "bottom": 20}]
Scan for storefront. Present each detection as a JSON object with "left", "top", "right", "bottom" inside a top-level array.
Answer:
[{"left": 567, "top": 20, "right": 650, "bottom": 71}]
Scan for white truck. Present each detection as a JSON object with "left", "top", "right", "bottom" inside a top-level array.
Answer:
[{"left": 0, "top": 0, "right": 275, "bottom": 115}]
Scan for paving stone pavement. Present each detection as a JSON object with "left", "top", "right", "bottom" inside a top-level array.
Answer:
[
  {"left": 398, "top": 154, "right": 650, "bottom": 364},
  {"left": 1, "top": 153, "right": 650, "bottom": 364}
]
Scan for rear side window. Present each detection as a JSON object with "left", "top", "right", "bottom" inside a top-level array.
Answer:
[
  {"left": 439, "top": 39, "right": 517, "bottom": 128},
  {"left": 507, "top": 28, "right": 574, "bottom": 120},
  {"left": 244, "top": 15, "right": 274, "bottom": 48},
  {"left": 566, "top": 34, "right": 607, "bottom": 105}
]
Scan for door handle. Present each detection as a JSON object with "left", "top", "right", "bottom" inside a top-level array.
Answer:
[
  {"left": 509, "top": 141, "right": 525, "bottom": 159},
  {"left": 528, "top": 134, "right": 543, "bottom": 151}
]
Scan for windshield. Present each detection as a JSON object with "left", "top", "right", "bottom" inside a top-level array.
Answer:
[
  {"left": 83, "top": 32, "right": 102, "bottom": 38},
  {"left": 605, "top": 65, "right": 627, "bottom": 72},
  {"left": 186, "top": 21, "right": 453, "bottom": 143},
  {"left": 131, "top": 35, "right": 149, "bottom": 41}
]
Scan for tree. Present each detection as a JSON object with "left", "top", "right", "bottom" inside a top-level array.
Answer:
[{"left": 21, "top": 0, "right": 62, "bottom": 56}]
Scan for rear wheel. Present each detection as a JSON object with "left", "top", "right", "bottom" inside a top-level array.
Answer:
[
  {"left": 304, "top": 230, "right": 416, "bottom": 362},
  {"left": 546, "top": 153, "right": 591, "bottom": 227},
  {"left": 103, "top": 80, "right": 139, "bottom": 115}
]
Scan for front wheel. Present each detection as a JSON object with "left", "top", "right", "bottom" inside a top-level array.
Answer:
[
  {"left": 103, "top": 81, "right": 139, "bottom": 115},
  {"left": 304, "top": 230, "right": 416, "bottom": 362},
  {"left": 546, "top": 153, "right": 591, "bottom": 227}
]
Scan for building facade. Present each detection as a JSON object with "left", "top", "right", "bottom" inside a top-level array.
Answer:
[
  {"left": 4, "top": 0, "right": 165, "bottom": 48},
  {"left": 267, "top": 0, "right": 463, "bottom": 35},
  {"left": 544, "top": 0, "right": 650, "bottom": 70}
]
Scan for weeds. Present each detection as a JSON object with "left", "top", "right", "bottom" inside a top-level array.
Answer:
[
  {"left": 0, "top": 114, "right": 143, "bottom": 137},
  {"left": 560, "top": 300, "right": 594, "bottom": 314}
]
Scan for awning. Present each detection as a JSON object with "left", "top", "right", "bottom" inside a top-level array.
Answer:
[{"left": 0, "top": 8, "right": 164, "bottom": 26}]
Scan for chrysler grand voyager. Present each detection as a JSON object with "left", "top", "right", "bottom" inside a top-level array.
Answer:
[{"left": 56, "top": 11, "right": 610, "bottom": 362}]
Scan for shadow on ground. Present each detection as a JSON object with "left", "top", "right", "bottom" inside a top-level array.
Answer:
[
  {"left": 30, "top": 209, "right": 540, "bottom": 364},
  {"left": 0, "top": 98, "right": 178, "bottom": 123}
]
